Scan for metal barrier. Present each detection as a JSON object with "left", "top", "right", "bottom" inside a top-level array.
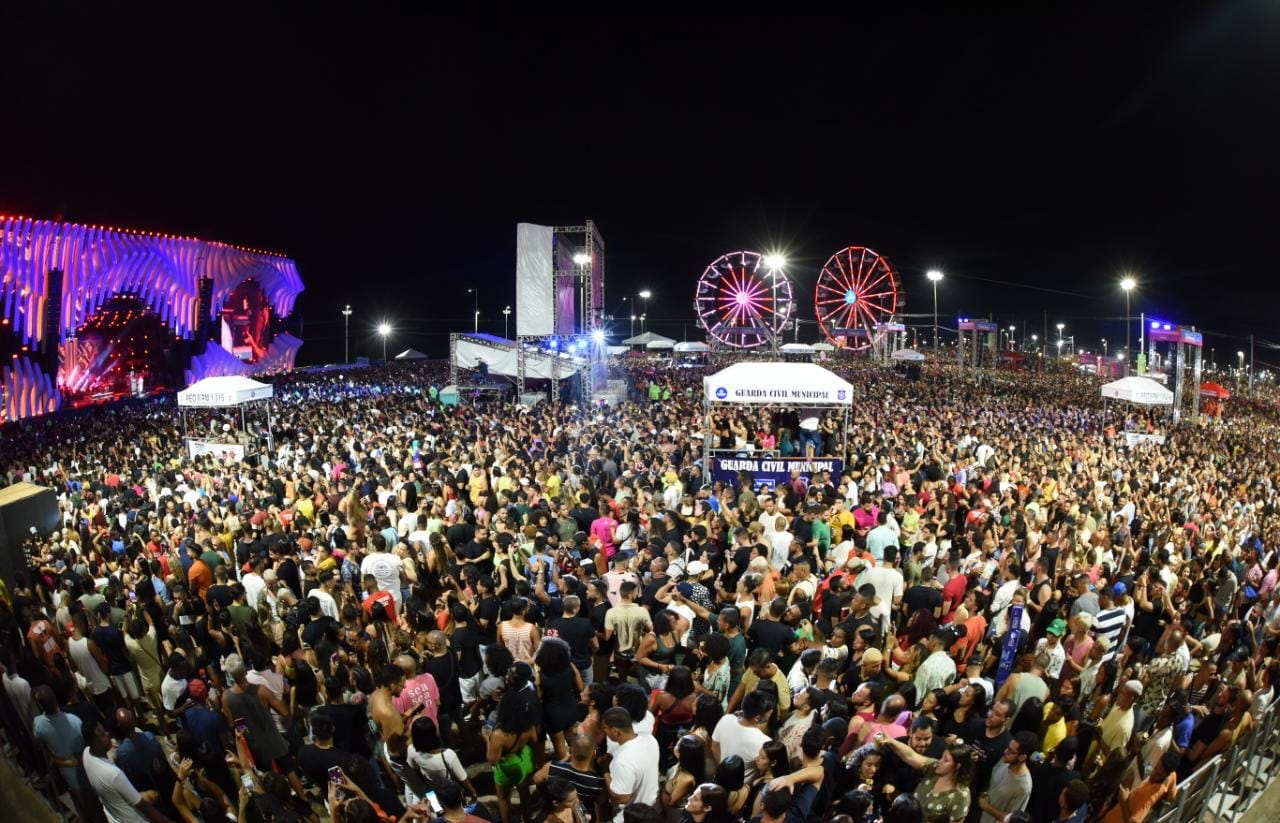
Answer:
[{"left": 1153, "top": 701, "right": 1280, "bottom": 823}]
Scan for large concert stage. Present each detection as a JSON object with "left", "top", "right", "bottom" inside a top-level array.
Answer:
[{"left": 0, "top": 215, "right": 304, "bottom": 421}]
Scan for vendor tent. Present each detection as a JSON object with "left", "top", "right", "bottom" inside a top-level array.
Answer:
[
  {"left": 703, "top": 362, "right": 854, "bottom": 405},
  {"left": 178, "top": 376, "right": 273, "bottom": 407},
  {"left": 394, "top": 348, "right": 429, "bottom": 361},
  {"left": 1101, "top": 376, "right": 1174, "bottom": 406},
  {"left": 645, "top": 338, "right": 675, "bottom": 350},
  {"left": 1199, "top": 381, "right": 1230, "bottom": 399},
  {"left": 779, "top": 343, "right": 815, "bottom": 353},
  {"left": 622, "top": 331, "right": 676, "bottom": 347},
  {"left": 891, "top": 348, "right": 926, "bottom": 362},
  {"left": 674, "top": 341, "right": 710, "bottom": 353},
  {"left": 812, "top": 342, "right": 836, "bottom": 352}
]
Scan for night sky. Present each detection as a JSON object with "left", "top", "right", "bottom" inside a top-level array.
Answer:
[{"left": 2, "top": 4, "right": 1278, "bottom": 367}]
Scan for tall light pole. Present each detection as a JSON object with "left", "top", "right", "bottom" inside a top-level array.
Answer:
[
  {"left": 467, "top": 288, "right": 479, "bottom": 333},
  {"left": 1008, "top": 325, "right": 1017, "bottom": 351},
  {"left": 640, "top": 313, "right": 646, "bottom": 333},
  {"left": 630, "top": 314, "right": 636, "bottom": 337},
  {"left": 502, "top": 305, "right": 511, "bottom": 339},
  {"left": 1102, "top": 338, "right": 1108, "bottom": 358},
  {"left": 764, "top": 255, "right": 786, "bottom": 354},
  {"left": 926, "top": 270, "right": 944, "bottom": 352},
  {"left": 1121, "top": 276, "right": 1136, "bottom": 375},
  {"left": 638, "top": 290, "right": 651, "bottom": 332},
  {"left": 377, "top": 322, "right": 391, "bottom": 362},
  {"left": 342, "top": 304, "right": 352, "bottom": 363}
]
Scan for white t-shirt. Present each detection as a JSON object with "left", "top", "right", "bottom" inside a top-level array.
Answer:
[
  {"left": 606, "top": 711, "right": 655, "bottom": 755},
  {"left": 712, "top": 714, "right": 771, "bottom": 781},
  {"left": 311, "top": 588, "right": 339, "bottom": 620},
  {"left": 406, "top": 746, "right": 468, "bottom": 786},
  {"left": 361, "top": 552, "right": 404, "bottom": 605},
  {"left": 609, "top": 733, "right": 660, "bottom": 822},
  {"left": 83, "top": 748, "right": 148, "bottom": 823},
  {"left": 862, "top": 566, "right": 904, "bottom": 607}
]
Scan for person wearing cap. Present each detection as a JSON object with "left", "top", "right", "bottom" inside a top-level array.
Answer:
[
  {"left": 1088, "top": 680, "right": 1142, "bottom": 763},
  {"left": 1035, "top": 618, "right": 1069, "bottom": 681}
]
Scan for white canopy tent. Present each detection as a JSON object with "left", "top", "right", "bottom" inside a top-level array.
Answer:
[
  {"left": 177, "top": 376, "right": 275, "bottom": 461},
  {"left": 674, "top": 341, "right": 710, "bottom": 353},
  {"left": 394, "top": 348, "right": 429, "bottom": 361},
  {"left": 1101, "top": 376, "right": 1174, "bottom": 406},
  {"left": 622, "top": 331, "right": 677, "bottom": 347},
  {"left": 891, "top": 348, "right": 926, "bottom": 362},
  {"left": 703, "top": 362, "right": 854, "bottom": 405},
  {"left": 779, "top": 343, "right": 815, "bottom": 354},
  {"left": 812, "top": 342, "right": 836, "bottom": 352},
  {"left": 645, "top": 339, "right": 675, "bottom": 350}
]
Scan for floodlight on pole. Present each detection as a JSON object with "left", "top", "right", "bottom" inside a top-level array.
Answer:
[
  {"left": 926, "top": 270, "right": 944, "bottom": 352},
  {"left": 466, "top": 288, "right": 479, "bottom": 333},
  {"left": 1121, "top": 276, "right": 1136, "bottom": 374},
  {"left": 591, "top": 329, "right": 605, "bottom": 345},
  {"left": 341, "top": 304, "right": 353, "bottom": 363},
  {"left": 638, "top": 290, "right": 651, "bottom": 331},
  {"left": 573, "top": 252, "right": 591, "bottom": 266},
  {"left": 377, "top": 322, "right": 391, "bottom": 362},
  {"left": 502, "top": 306, "right": 511, "bottom": 340}
]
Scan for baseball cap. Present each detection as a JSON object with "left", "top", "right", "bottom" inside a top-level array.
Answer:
[
  {"left": 687, "top": 561, "right": 708, "bottom": 575},
  {"left": 862, "top": 648, "right": 884, "bottom": 665},
  {"left": 1124, "top": 679, "right": 1144, "bottom": 696},
  {"left": 677, "top": 582, "right": 694, "bottom": 598},
  {"left": 1112, "top": 582, "right": 1127, "bottom": 596},
  {"left": 1047, "top": 618, "right": 1067, "bottom": 636}
]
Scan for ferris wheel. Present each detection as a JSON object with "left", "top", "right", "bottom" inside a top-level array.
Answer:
[
  {"left": 814, "top": 246, "right": 903, "bottom": 349},
  {"left": 695, "top": 251, "right": 793, "bottom": 349}
]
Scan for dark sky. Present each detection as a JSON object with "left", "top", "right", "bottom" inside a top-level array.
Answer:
[{"left": 2, "top": 4, "right": 1278, "bottom": 366}]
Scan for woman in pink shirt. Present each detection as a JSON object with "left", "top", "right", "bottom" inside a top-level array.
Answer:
[{"left": 590, "top": 498, "right": 618, "bottom": 558}]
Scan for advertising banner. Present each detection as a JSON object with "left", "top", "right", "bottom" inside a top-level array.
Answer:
[
  {"left": 711, "top": 456, "right": 844, "bottom": 491},
  {"left": 995, "top": 604, "right": 1024, "bottom": 689},
  {"left": 187, "top": 440, "right": 246, "bottom": 462}
]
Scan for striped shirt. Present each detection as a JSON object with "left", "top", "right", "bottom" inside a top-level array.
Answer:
[
  {"left": 1093, "top": 606, "right": 1128, "bottom": 659},
  {"left": 547, "top": 760, "right": 606, "bottom": 804}
]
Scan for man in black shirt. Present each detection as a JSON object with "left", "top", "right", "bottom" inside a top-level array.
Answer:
[
  {"left": 421, "top": 631, "right": 462, "bottom": 741},
  {"left": 569, "top": 492, "right": 600, "bottom": 534},
  {"left": 472, "top": 576, "right": 500, "bottom": 646},
  {"left": 297, "top": 713, "right": 354, "bottom": 788},
  {"left": 301, "top": 598, "right": 340, "bottom": 648},
  {"left": 875, "top": 717, "right": 946, "bottom": 795},
  {"left": 902, "top": 567, "right": 944, "bottom": 620},
  {"left": 963, "top": 698, "right": 1014, "bottom": 806},
  {"left": 641, "top": 557, "right": 672, "bottom": 612},
  {"left": 546, "top": 595, "right": 598, "bottom": 684},
  {"left": 748, "top": 598, "right": 796, "bottom": 658},
  {"left": 460, "top": 525, "right": 494, "bottom": 576},
  {"left": 446, "top": 518, "right": 475, "bottom": 552}
]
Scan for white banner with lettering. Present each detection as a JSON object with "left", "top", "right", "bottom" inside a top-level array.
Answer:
[
  {"left": 703, "top": 362, "right": 854, "bottom": 406},
  {"left": 187, "top": 440, "right": 247, "bottom": 462},
  {"left": 1122, "top": 431, "right": 1166, "bottom": 448}
]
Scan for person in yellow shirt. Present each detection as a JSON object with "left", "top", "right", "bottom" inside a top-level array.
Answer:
[
  {"left": 296, "top": 495, "right": 315, "bottom": 523},
  {"left": 828, "top": 499, "right": 855, "bottom": 539},
  {"left": 545, "top": 469, "right": 561, "bottom": 501},
  {"left": 1041, "top": 699, "right": 1069, "bottom": 754}
]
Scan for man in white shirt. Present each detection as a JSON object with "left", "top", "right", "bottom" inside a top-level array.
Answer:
[
  {"left": 603, "top": 707, "right": 659, "bottom": 822},
  {"left": 82, "top": 717, "right": 164, "bottom": 823},
  {"left": 311, "top": 570, "right": 340, "bottom": 620},
  {"left": 712, "top": 690, "right": 775, "bottom": 780},
  {"left": 360, "top": 536, "right": 404, "bottom": 611},
  {"left": 861, "top": 546, "right": 905, "bottom": 611},
  {"left": 242, "top": 556, "right": 267, "bottom": 610}
]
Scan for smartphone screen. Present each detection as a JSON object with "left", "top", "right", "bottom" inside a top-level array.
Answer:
[
  {"left": 328, "top": 766, "right": 344, "bottom": 785},
  {"left": 425, "top": 791, "right": 442, "bottom": 813},
  {"left": 234, "top": 717, "right": 248, "bottom": 733}
]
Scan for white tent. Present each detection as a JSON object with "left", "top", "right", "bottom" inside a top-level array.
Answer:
[
  {"left": 394, "top": 348, "right": 429, "bottom": 361},
  {"left": 779, "top": 343, "right": 815, "bottom": 354},
  {"left": 704, "top": 362, "right": 854, "bottom": 405},
  {"left": 646, "top": 339, "right": 675, "bottom": 350},
  {"left": 178, "top": 376, "right": 273, "bottom": 407},
  {"left": 622, "top": 331, "right": 676, "bottom": 347},
  {"left": 812, "top": 342, "right": 836, "bottom": 352},
  {"left": 674, "top": 341, "right": 710, "bottom": 353},
  {"left": 1101, "top": 376, "right": 1174, "bottom": 406},
  {"left": 891, "top": 348, "right": 926, "bottom": 362}
]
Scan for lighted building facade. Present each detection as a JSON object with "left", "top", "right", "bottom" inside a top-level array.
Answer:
[{"left": 0, "top": 215, "right": 304, "bottom": 420}]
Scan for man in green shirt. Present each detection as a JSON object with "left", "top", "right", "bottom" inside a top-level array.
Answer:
[
  {"left": 227, "top": 584, "right": 257, "bottom": 638},
  {"left": 810, "top": 515, "right": 832, "bottom": 564}
]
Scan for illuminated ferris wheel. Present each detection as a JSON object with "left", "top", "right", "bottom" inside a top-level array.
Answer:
[
  {"left": 814, "top": 245, "right": 903, "bottom": 350},
  {"left": 694, "top": 251, "right": 793, "bottom": 349}
]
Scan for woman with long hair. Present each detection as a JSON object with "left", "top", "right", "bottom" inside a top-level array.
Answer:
[
  {"left": 876, "top": 735, "right": 974, "bottom": 823},
  {"left": 486, "top": 661, "right": 541, "bottom": 823},
  {"left": 680, "top": 783, "right": 733, "bottom": 823},
  {"left": 745, "top": 740, "right": 792, "bottom": 817},
  {"left": 497, "top": 596, "right": 540, "bottom": 663},
  {"left": 536, "top": 637, "right": 584, "bottom": 761},
  {"left": 660, "top": 734, "right": 707, "bottom": 812},
  {"left": 635, "top": 609, "right": 681, "bottom": 691},
  {"left": 1009, "top": 696, "right": 1045, "bottom": 740},
  {"left": 652, "top": 665, "right": 698, "bottom": 769},
  {"left": 714, "top": 755, "right": 749, "bottom": 817}
]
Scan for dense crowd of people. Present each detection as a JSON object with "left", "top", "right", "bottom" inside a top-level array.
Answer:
[{"left": 1, "top": 355, "right": 1278, "bottom": 823}]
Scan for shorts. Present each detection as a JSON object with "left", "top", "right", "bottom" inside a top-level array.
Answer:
[
  {"left": 112, "top": 671, "right": 141, "bottom": 701},
  {"left": 459, "top": 671, "right": 483, "bottom": 705},
  {"left": 799, "top": 428, "right": 822, "bottom": 451},
  {"left": 493, "top": 744, "right": 533, "bottom": 787}
]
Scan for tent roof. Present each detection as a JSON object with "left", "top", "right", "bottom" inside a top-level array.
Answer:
[
  {"left": 704, "top": 362, "right": 854, "bottom": 405},
  {"left": 621, "top": 331, "right": 676, "bottom": 346},
  {"left": 394, "top": 348, "right": 429, "bottom": 360},
  {"left": 178, "top": 375, "right": 273, "bottom": 407},
  {"left": 645, "top": 339, "right": 675, "bottom": 350},
  {"left": 674, "top": 341, "right": 710, "bottom": 353},
  {"left": 1101, "top": 376, "right": 1174, "bottom": 406},
  {"left": 1199, "top": 381, "right": 1231, "bottom": 399},
  {"left": 812, "top": 342, "right": 836, "bottom": 351},
  {"left": 891, "top": 348, "right": 926, "bottom": 361},
  {"left": 779, "top": 343, "right": 815, "bottom": 353}
]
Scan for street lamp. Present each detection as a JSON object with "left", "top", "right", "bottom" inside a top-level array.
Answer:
[
  {"left": 1102, "top": 338, "right": 1108, "bottom": 358},
  {"left": 630, "top": 314, "right": 637, "bottom": 337},
  {"left": 764, "top": 255, "right": 786, "bottom": 353},
  {"left": 638, "top": 290, "right": 651, "bottom": 332},
  {"left": 1121, "top": 276, "right": 1136, "bottom": 374},
  {"left": 502, "top": 306, "right": 511, "bottom": 339},
  {"left": 927, "top": 270, "right": 944, "bottom": 352},
  {"left": 467, "top": 288, "right": 479, "bottom": 333},
  {"left": 377, "top": 322, "right": 392, "bottom": 362},
  {"left": 342, "top": 304, "right": 352, "bottom": 363},
  {"left": 1008, "top": 325, "right": 1017, "bottom": 351}
]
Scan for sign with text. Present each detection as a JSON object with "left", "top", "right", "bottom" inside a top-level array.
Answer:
[
  {"left": 995, "top": 604, "right": 1024, "bottom": 689},
  {"left": 187, "top": 439, "right": 246, "bottom": 462},
  {"left": 712, "top": 456, "right": 844, "bottom": 492}
]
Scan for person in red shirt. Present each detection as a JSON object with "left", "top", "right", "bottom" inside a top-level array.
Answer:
[
  {"left": 23, "top": 604, "right": 63, "bottom": 670},
  {"left": 942, "top": 562, "right": 978, "bottom": 620}
]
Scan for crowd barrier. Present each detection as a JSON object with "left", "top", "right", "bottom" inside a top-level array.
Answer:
[{"left": 1154, "top": 701, "right": 1280, "bottom": 823}]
